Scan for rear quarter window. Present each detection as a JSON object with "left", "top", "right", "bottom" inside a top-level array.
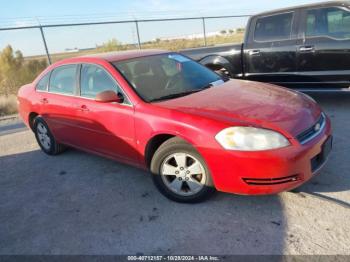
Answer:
[{"left": 36, "top": 73, "right": 50, "bottom": 91}]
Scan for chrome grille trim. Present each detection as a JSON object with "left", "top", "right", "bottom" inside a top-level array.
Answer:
[{"left": 296, "top": 113, "right": 326, "bottom": 145}]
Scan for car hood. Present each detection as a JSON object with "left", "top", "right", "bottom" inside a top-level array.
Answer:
[{"left": 155, "top": 80, "right": 322, "bottom": 137}]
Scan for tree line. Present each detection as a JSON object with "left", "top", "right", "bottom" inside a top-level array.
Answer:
[{"left": 0, "top": 45, "right": 47, "bottom": 96}]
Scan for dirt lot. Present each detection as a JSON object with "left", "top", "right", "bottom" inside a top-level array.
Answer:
[{"left": 0, "top": 93, "right": 349, "bottom": 255}]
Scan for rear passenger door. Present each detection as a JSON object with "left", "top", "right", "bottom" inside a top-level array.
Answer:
[
  {"left": 297, "top": 6, "right": 350, "bottom": 87},
  {"left": 244, "top": 11, "right": 299, "bottom": 85},
  {"left": 42, "top": 64, "right": 80, "bottom": 145}
]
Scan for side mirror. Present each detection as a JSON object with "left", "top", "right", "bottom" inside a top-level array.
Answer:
[{"left": 95, "top": 90, "right": 124, "bottom": 103}]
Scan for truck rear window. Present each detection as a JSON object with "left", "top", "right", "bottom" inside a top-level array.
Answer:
[{"left": 254, "top": 12, "right": 294, "bottom": 42}]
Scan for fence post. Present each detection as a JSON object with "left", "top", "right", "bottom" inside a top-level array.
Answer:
[
  {"left": 202, "top": 17, "right": 207, "bottom": 46},
  {"left": 39, "top": 26, "right": 52, "bottom": 65},
  {"left": 135, "top": 21, "right": 141, "bottom": 50}
]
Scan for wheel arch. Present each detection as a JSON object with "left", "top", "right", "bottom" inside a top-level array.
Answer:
[
  {"left": 144, "top": 133, "right": 198, "bottom": 168},
  {"left": 28, "top": 112, "right": 39, "bottom": 131}
]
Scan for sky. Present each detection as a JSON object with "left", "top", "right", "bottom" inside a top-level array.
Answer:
[{"left": 0, "top": 0, "right": 328, "bottom": 56}]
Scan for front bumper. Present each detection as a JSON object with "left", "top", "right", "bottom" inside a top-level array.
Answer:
[{"left": 199, "top": 117, "right": 332, "bottom": 195}]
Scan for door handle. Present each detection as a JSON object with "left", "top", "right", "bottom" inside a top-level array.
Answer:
[
  {"left": 249, "top": 50, "right": 261, "bottom": 56},
  {"left": 79, "top": 105, "right": 90, "bottom": 112},
  {"left": 299, "top": 46, "right": 315, "bottom": 52},
  {"left": 40, "top": 98, "right": 48, "bottom": 104}
]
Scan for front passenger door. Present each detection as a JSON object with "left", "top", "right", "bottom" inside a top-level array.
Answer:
[{"left": 74, "top": 64, "right": 138, "bottom": 164}]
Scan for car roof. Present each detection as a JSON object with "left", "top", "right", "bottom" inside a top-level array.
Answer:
[
  {"left": 254, "top": 1, "right": 350, "bottom": 16},
  {"left": 80, "top": 49, "right": 169, "bottom": 62}
]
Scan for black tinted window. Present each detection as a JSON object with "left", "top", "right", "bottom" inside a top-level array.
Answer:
[
  {"left": 80, "top": 64, "right": 121, "bottom": 99},
  {"left": 254, "top": 13, "right": 294, "bottom": 41},
  {"left": 306, "top": 7, "right": 350, "bottom": 39},
  {"left": 36, "top": 73, "right": 50, "bottom": 91},
  {"left": 49, "top": 65, "right": 77, "bottom": 95}
]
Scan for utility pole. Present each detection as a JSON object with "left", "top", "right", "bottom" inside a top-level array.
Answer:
[
  {"left": 39, "top": 26, "right": 52, "bottom": 65},
  {"left": 202, "top": 17, "right": 207, "bottom": 46},
  {"left": 135, "top": 21, "right": 141, "bottom": 50}
]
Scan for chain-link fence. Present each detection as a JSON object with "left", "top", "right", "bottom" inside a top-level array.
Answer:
[
  {"left": 0, "top": 15, "right": 250, "bottom": 64},
  {"left": 0, "top": 14, "right": 250, "bottom": 105}
]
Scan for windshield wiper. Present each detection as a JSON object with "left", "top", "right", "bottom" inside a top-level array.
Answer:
[
  {"left": 149, "top": 81, "right": 222, "bottom": 103},
  {"left": 150, "top": 89, "right": 203, "bottom": 102},
  {"left": 200, "top": 83, "right": 214, "bottom": 90}
]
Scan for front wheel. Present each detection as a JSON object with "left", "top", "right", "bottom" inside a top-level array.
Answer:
[{"left": 151, "top": 137, "right": 215, "bottom": 203}]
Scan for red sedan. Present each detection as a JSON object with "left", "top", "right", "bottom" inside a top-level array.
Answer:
[{"left": 18, "top": 50, "right": 332, "bottom": 203}]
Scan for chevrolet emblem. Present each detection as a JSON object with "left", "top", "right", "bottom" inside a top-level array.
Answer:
[{"left": 314, "top": 123, "right": 321, "bottom": 131}]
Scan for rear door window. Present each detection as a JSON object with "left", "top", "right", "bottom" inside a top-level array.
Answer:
[
  {"left": 49, "top": 65, "right": 78, "bottom": 95},
  {"left": 254, "top": 12, "right": 294, "bottom": 42}
]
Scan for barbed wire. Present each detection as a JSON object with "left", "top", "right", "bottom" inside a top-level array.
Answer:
[{"left": 0, "top": 8, "right": 256, "bottom": 28}]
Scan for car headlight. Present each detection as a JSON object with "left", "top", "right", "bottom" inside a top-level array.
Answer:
[{"left": 215, "top": 126, "right": 290, "bottom": 151}]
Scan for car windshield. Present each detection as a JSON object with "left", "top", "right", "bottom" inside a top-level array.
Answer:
[{"left": 113, "top": 53, "right": 225, "bottom": 102}]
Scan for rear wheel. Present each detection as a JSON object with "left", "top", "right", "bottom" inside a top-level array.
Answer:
[
  {"left": 33, "top": 117, "right": 66, "bottom": 155},
  {"left": 151, "top": 137, "right": 215, "bottom": 203}
]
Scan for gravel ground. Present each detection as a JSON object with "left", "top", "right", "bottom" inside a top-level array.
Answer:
[{"left": 0, "top": 93, "right": 349, "bottom": 255}]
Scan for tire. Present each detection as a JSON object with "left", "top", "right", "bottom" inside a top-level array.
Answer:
[
  {"left": 33, "top": 116, "right": 66, "bottom": 155},
  {"left": 150, "top": 137, "right": 215, "bottom": 203}
]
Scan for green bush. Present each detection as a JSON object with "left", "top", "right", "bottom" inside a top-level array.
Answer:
[{"left": 0, "top": 95, "right": 17, "bottom": 116}]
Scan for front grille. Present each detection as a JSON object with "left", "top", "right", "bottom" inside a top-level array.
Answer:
[
  {"left": 243, "top": 175, "right": 299, "bottom": 186},
  {"left": 296, "top": 113, "right": 326, "bottom": 144}
]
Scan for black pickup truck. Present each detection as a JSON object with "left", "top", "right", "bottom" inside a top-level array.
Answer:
[{"left": 181, "top": 1, "right": 350, "bottom": 91}]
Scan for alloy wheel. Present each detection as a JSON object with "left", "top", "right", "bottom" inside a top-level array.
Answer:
[
  {"left": 160, "top": 153, "right": 207, "bottom": 196},
  {"left": 36, "top": 122, "right": 51, "bottom": 150}
]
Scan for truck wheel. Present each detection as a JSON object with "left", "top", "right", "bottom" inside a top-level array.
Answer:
[
  {"left": 151, "top": 137, "right": 215, "bottom": 203},
  {"left": 33, "top": 117, "right": 66, "bottom": 155}
]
